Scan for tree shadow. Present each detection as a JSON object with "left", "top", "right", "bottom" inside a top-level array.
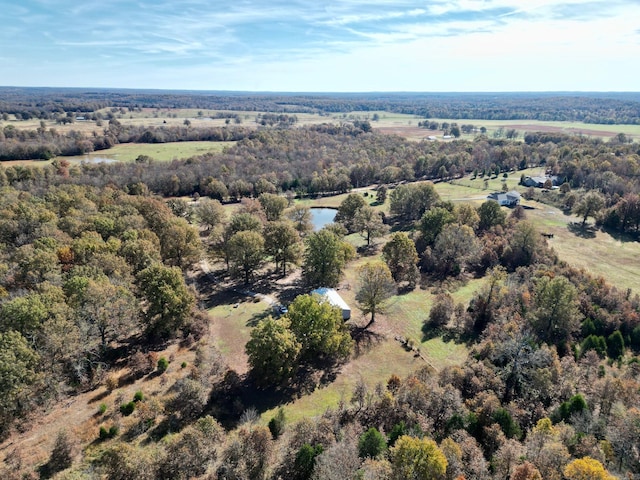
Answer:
[
  {"left": 246, "top": 309, "right": 271, "bottom": 327},
  {"left": 350, "top": 325, "right": 385, "bottom": 358},
  {"left": 567, "top": 222, "right": 597, "bottom": 238},
  {"left": 601, "top": 226, "right": 640, "bottom": 244},
  {"left": 205, "top": 359, "right": 347, "bottom": 430}
]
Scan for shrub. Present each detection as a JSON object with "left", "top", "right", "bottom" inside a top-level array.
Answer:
[
  {"left": 133, "top": 390, "right": 144, "bottom": 403},
  {"left": 99, "top": 425, "right": 119, "bottom": 440},
  {"left": 99, "top": 403, "right": 107, "bottom": 415},
  {"left": 268, "top": 408, "right": 286, "bottom": 439},
  {"left": 120, "top": 401, "right": 135, "bottom": 416},
  {"left": 105, "top": 374, "right": 119, "bottom": 392},
  {"left": 181, "top": 361, "right": 187, "bottom": 369},
  {"left": 157, "top": 357, "right": 169, "bottom": 373}
]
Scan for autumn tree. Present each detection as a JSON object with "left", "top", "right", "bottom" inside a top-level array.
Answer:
[
  {"left": 195, "top": 198, "right": 225, "bottom": 231},
  {"left": 355, "top": 261, "right": 396, "bottom": 327},
  {"left": 382, "top": 232, "right": 419, "bottom": 289},
  {"left": 287, "top": 294, "right": 353, "bottom": 362},
  {"left": 573, "top": 191, "right": 605, "bottom": 226},
  {"left": 246, "top": 317, "right": 301, "bottom": 386},
  {"left": 75, "top": 278, "right": 138, "bottom": 351},
  {"left": 428, "top": 224, "right": 480, "bottom": 277},
  {"left": 353, "top": 205, "right": 388, "bottom": 247},
  {"left": 0, "top": 330, "right": 39, "bottom": 434},
  {"left": 335, "top": 193, "right": 367, "bottom": 233},
  {"left": 259, "top": 193, "right": 288, "bottom": 222},
  {"left": 137, "top": 264, "right": 195, "bottom": 339},
  {"left": 563, "top": 457, "right": 616, "bottom": 480},
  {"left": 286, "top": 205, "right": 313, "bottom": 236},
  {"left": 390, "top": 435, "right": 447, "bottom": 480}
]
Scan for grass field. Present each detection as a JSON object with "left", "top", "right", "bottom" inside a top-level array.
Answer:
[{"left": 64, "top": 140, "right": 235, "bottom": 163}]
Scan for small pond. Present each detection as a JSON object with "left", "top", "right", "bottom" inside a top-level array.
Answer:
[{"left": 310, "top": 208, "right": 337, "bottom": 231}]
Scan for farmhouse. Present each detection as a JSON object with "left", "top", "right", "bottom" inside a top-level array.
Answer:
[
  {"left": 487, "top": 190, "right": 521, "bottom": 207},
  {"left": 522, "top": 175, "right": 559, "bottom": 188},
  {"left": 311, "top": 287, "right": 351, "bottom": 320}
]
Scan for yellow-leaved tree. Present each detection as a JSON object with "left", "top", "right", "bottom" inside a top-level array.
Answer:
[{"left": 563, "top": 456, "right": 616, "bottom": 480}]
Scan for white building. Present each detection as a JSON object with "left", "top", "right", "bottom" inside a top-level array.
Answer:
[{"left": 311, "top": 287, "right": 351, "bottom": 320}]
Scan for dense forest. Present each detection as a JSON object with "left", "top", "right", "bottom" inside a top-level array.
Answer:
[{"left": 2, "top": 87, "right": 640, "bottom": 124}]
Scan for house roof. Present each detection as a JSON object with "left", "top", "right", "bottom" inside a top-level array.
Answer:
[{"left": 312, "top": 288, "right": 351, "bottom": 311}]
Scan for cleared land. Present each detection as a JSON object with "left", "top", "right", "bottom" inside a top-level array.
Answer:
[{"left": 64, "top": 140, "right": 235, "bottom": 163}]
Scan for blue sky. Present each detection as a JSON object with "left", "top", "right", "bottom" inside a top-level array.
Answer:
[{"left": 1, "top": 0, "right": 639, "bottom": 91}]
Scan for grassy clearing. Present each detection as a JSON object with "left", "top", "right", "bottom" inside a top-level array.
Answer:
[
  {"left": 64, "top": 140, "right": 235, "bottom": 163},
  {"left": 208, "top": 294, "right": 271, "bottom": 374}
]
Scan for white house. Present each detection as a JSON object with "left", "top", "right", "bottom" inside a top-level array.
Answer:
[
  {"left": 487, "top": 190, "right": 521, "bottom": 207},
  {"left": 311, "top": 287, "right": 351, "bottom": 320}
]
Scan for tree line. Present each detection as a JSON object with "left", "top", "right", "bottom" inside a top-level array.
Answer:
[{"left": 3, "top": 87, "right": 640, "bottom": 124}]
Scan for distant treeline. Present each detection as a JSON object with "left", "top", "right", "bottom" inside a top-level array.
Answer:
[{"left": 2, "top": 87, "right": 640, "bottom": 124}]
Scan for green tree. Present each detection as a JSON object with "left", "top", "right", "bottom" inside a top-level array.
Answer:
[
  {"left": 258, "top": 193, "right": 288, "bottom": 222},
  {"left": 390, "top": 183, "right": 440, "bottom": 221},
  {"left": 137, "top": 264, "right": 195, "bottom": 338},
  {"left": 478, "top": 200, "right": 507, "bottom": 231},
  {"left": 353, "top": 205, "right": 388, "bottom": 247},
  {"left": 335, "top": 193, "right": 367, "bottom": 233},
  {"left": 293, "top": 444, "right": 324, "bottom": 480},
  {"left": 382, "top": 232, "right": 419, "bottom": 288},
  {"left": 228, "top": 212, "right": 263, "bottom": 235},
  {"left": 355, "top": 261, "right": 396, "bottom": 327},
  {"left": 417, "top": 207, "right": 456, "bottom": 246},
  {"left": 159, "top": 219, "right": 201, "bottom": 269},
  {"left": 286, "top": 205, "right": 313, "bottom": 236},
  {"left": 287, "top": 294, "right": 353, "bottom": 361},
  {"left": 245, "top": 317, "right": 301, "bottom": 386},
  {"left": 390, "top": 435, "right": 448, "bottom": 480},
  {"left": 376, "top": 185, "right": 388, "bottom": 204},
  {"left": 196, "top": 198, "right": 225, "bottom": 231},
  {"left": 530, "top": 275, "right": 581, "bottom": 349},
  {"left": 606, "top": 330, "right": 625, "bottom": 360},
  {"left": 358, "top": 427, "right": 387, "bottom": 459},
  {"left": 505, "top": 220, "right": 540, "bottom": 268},
  {"left": 228, "top": 230, "right": 265, "bottom": 284},
  {"left": 302, "top": 230, "right": 353, "bottom": 288},
  {"left": 573, "top": 192, "right": 605, "bottom": 226},
  {"left": 0, "top": 330, "right": 39, "bottom": 432},
  {"left": 263, "top": 221, "right": 301, "bottom": 277}
]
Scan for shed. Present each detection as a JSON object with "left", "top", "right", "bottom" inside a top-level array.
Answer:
[{"left": 311, "top": 287, "right": 351, "bottom": 320}]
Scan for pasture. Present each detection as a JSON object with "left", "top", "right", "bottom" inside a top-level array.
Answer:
[{"left": 63, "top": 140, "right": 235, "bottom": 163}]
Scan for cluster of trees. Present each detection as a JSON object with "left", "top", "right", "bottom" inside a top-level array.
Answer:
[
  {"left": 246, "top": 294, "right": 353, "bottom": 386},
  {"left": 0, "top": 184, "right": 205, "bottom": 437}
]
